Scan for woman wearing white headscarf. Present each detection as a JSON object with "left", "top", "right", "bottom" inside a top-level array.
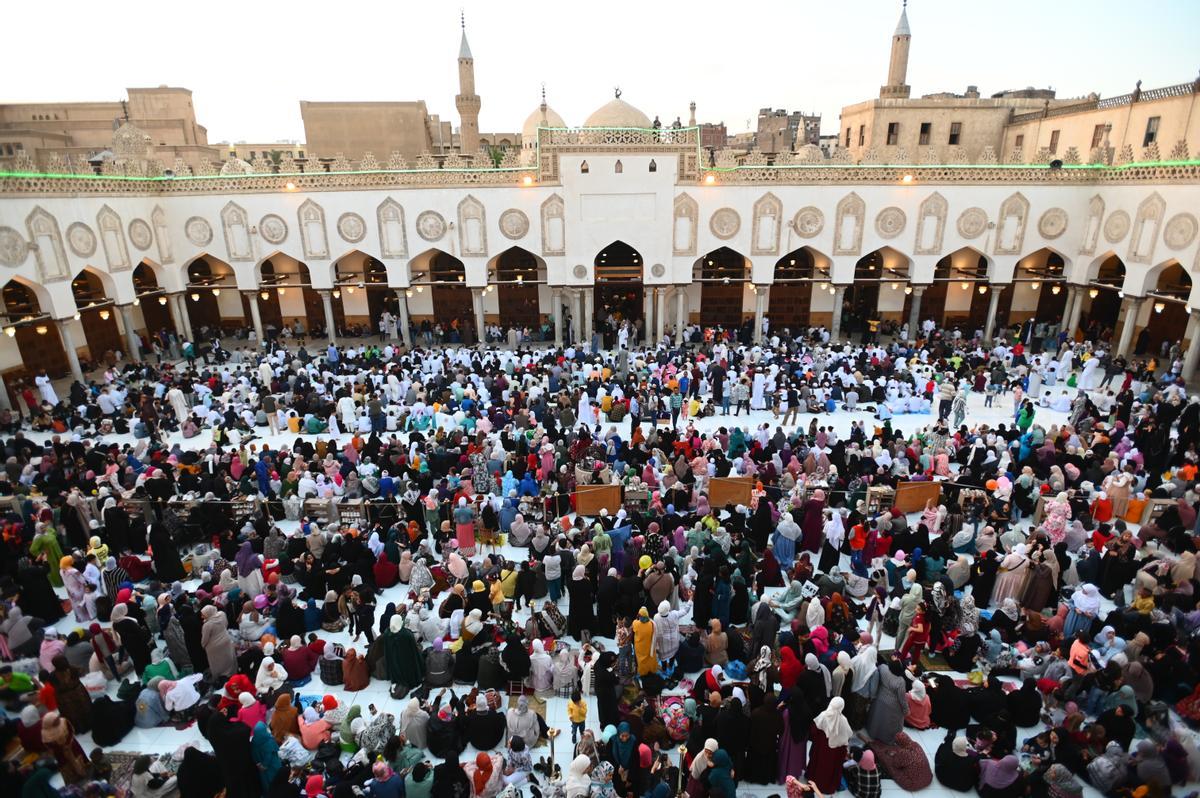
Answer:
[
  {"left": 506, "top": 695, "right": 540, "bottom": 748},
  {"left": 1064, "top": 583, "right": 1101, "bottom": 638},
  {"left": 399, "top": 698, "right": 429, "bottom": 749},
  {"left": 564, "top": 754, "right": 593, "bottom": 798},
  {"left": 255, "top": 656, "right": 286, "bottom": 695},
  {"left": 529, "top": 639, "right": 554, "bottom": 697},
  {"left": 990, "top": 543, "right": 1030, "bottom": 607},
  {"left": 808, "top": 696, "right": 852, "bottom": 793}
]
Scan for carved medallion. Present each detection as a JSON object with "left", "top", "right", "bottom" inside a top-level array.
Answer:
[
  {"left": 1103, "top": 210, "right": 1131, "bottom": 243},
  {"left": 793, "top": 207, "right": 824, "bottom": 239},
  {"left": 1037, "top": 208, "right": 1069, "bottom": 240},
  {"left": 337, "top": 212, "right": 367, "bottom": 243},
  {"left": 650, "top": 263, "right": 666, "bottom": 278},
  {"left": 128, "top": 218, "right": 153, "bottom": 250},
  {"left": 709, "top": 208, "right": 741, "bottom": 240},
  {"left": 956, "top": 208, "right": 987, "bottom": 239},
  {"left": 416, "top": 211, "right": 446, "bottom": 242},
  {"left": 1164, "top": 213, "right": 1198, "bottom": 250},
  {"left": 572, "top": 264, "right": 588, "bottom": 279},
  {"left": 0, "top": 227, "right": 28, "bottom": 267},
  {"left": 499, "top": 209, "right": 530, "bottom": 240},
  {"left": 874, "top": 207, "right": 907, "bottom": 239},
  {"left": 66, "top": 222, "right": 97, "bottom": 257},
  {"left": 259, "top": 214, "right": 288, "bottom": 245},
  {"left": 185, "top": 216, "right": 213, "bottom": 246}
]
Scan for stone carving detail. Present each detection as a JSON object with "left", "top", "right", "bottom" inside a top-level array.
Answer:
[
  {"left": 1034, "top": 147, "right": 1053, "bottom": 165},
  {"left": 1079, "top": 195, "right": 1104, "bottom": 256},
  {"left": 259, "top": 214, "right": 288, "bottom": 245},
  {"left": 541, "top": 194, "right": 565, "bottom": 256},
  {"left": 978, "top": 146, "right": 998, "bottom": 165},
  {"left": 914, "top": 192, "right": 947, "bottom": 255},
  {"left": 1116, "top": 145, "right": 1134, "bottom": 165},
  {"left": 672, "top": 193, "right": 699, "bottom": 256},
  {"left": 128, "top": 218, "right": 153, "bottom": 250},
  {"left": 376, "top": 199, "right": 408, "bottom": 259},
  {"left": 1089, "top": 147, "right": 1109, "bottom": 165},
  {"left": 220, "top": 202, "right": 254, "bottom": 262},
  {"left": 1103, "top": 210, "right": 1131, "bottom": 243},
  {"left": 337, "top": 212, "right": 367, "bottom": 244},
  {"left": 66, "top": 222, "right": 96, "bottom": 258},
  {"left": 359, "top": 152, "right": 380, "bottom": 171},
  {"left": 45, "top": 153, "right": 68, "bottom": 174},
  {"left": 1038, "top": 208, "right": 1069, "bottom": 240},
  {"left": 920, "top": 147, "right": 940, "bottom": 166},
  {"left": 709, "top": 208, "right": 741, "bottom": 240},
  {"left": 74, "top": 155, "right": 97, "bottom": 175},
  {"left": 1143, "top": 142, "right": 1161, "bottom": 163},
  {"left": 860, "top": 146, "right": 882, "bottom": 165},
  {"left": 251, "top": 157, "right": 274, "bottom": 174},
  {"left": 278, "top": 153, "right": 297, "bottom": 173},
  {"left": 414, "top": 153, "right": 437, "bottom": 169},
  {"left": 1169, "top": 140, "right": 1189, "bottom": 161},
  {"left": 97, "top": 204, "right": 131, "bottom": 271},
  {"left": 751, "top": 192, "right": 782, "bottom": 255},
  {"left": 1006, "top": 147, "right": 1024, "bottom": 165},
  {"left": 457, "top": 195, "right": 487, "bottom": 256},
  {"left": 793, "top": 206, "right": 824, "bottom": 239},
  {"left": 24, "top": 207, "right": 68, "bottom": 281},
  {"left": 185, "top": 216, "right": 213, "bottom": 246},
  {"left": 833, "top": 192, "right": 865, "bottom": 256},
  {"left": 874, "top": 206, "right": 907, "bottom": 239},
  {"left": 1063, "top": 147, "right": 1081, "bottom": 165},
  {"left": 443, "top": 153, "right": 467, "bottom": 170},
  {"left": 499, "top": 149, "right": 520, "bottom": 168},
  {"left": 993, "top": 192, "right": 1030, "bottom": 255},
  {"left": 828, "top": 147, "right": 851, "bottom": 164},
  {"left": 387, "top": 151, "right": 408, "bottom": 170},
  {"left": 1127, "top": 192, "right": 1165, "bottom": 264},
  {"left": 650, "top": 263, "right": 666, "bottom": 278},
  {"left": 151, "top": 206, "right": 172, "bottom": 264},
  {"left": 572, "top": 264, "right": 588, "bottom": 279},
  {"left": 416, "top": 211, "right": 446, "bottom": 242},
  {"left": 1164, "top": 213, "right": 1198, "bottom": 250},
  {"left": 332, "top": 153, "right": 353, "bottom": 172},
  {"left": 947, "top": 146, "right": 969, "bottom": 165},
  {"left": 297, "top": 199, "right": 329, "bottom": 259},
  {"left": 0, "top": 227, "right": 28, "bottom": 267},
  {"left": 221, "top": 157, "right": 254, "bottom": 176},
  {"left": 773, "top": 151, "right": 795, "bottom": 166},
  {"left": 715, "top": 150, "right": 738, "bottom": 168},
  {"left": 499, "top": 209, "right": 530, "bottom": 240},
  {"left": 957, "top": 207, "right": 988, "bottom": 240},
  {"left": 742, "top": 151, "right": 768, "bottom": 167}
]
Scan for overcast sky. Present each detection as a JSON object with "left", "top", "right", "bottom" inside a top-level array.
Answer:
[{"left": 4, "top": 0, "right": 1198, "bottom": 144}]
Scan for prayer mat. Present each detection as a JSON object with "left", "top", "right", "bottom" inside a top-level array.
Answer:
[{"left": 919, "top": 652, "right": 953, "bottom": 671}]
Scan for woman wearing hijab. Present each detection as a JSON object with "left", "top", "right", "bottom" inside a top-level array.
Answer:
[
  {"left": 1063, "top": 583, "right": 1101, "bottom": 638},
  {"left": 40, "top": 710, "right": 90, "bottom": 784},
  {"left": 400, "top": 697, "right": 430, "bottom": 749},
  {"left": 208, "top": 710, "right": 263, "bottom": 798},
  {"left": 431, "top": 756, "right": 470, "bottom": 798},
  {"left": 605, "top": 721, "right": 641, "bottom": 796},
  {"left": 250, "top": 721, "right": 282, "bottom": 792},
  {"left": 564, "top": 754, "right": 592, "bottom": 798},
  {"left": 870, "top": 730, "right": 933, "bottom": 790},
  {"left": 566, "top": 564, "right": 595, "bottom": 640},
  {"left": 177, "top": 747, "right": 223, "bottom": 798},
  {"left": 705, "top": 750, "right": 737, "bottom": 798},
  {"left": 506, "top": 695, "right": 540, "bottom": 750},
  {"left": 236, "top": 542, "right": 265, "bottom": 598},
  {"left": 113, "top": 602, "right": 153, "bottom": 675},
  {"left": 935, "top": 736, "right": 978, "bottom": 791},
  {"left": 269, "top": 693, "right": 299, "bottom": 742},
  {"left": 382, "top": 614, "right": 425, "bottom": 686},
  {"left": 744, "top": 692, "right": 783, "bottom": 784},
  {"left": 149, "top": 523, "right": 187, "bottom": 582},
  {"left": 200, "top": 605, "right": 237, "bottom": 680},
  {"left": 905, "top": 679, "right": 933, "bottom": 729},
  {"left": 977, "top": 754, "right": 1023, "bottom": 798},
  {"left": 865, "top": 659, "right": 909, "bottom": 744},
  {"left": 843, "top": 749, "right": 881, "bottom": 798},
  {"left": 807, "top": 696, "right": 852, "bottom": 792}
]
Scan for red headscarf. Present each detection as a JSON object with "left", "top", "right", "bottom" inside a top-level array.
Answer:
[{"left": 473, "top": 753, "right": 493, "bottom": 795}]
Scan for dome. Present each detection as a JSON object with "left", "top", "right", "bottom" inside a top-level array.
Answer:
[
  {"left": 584, "top": 96, "right": 651, "bottom": 129},
  {"left": 522, "top": 104, "right": 566, "bottom": 143}
]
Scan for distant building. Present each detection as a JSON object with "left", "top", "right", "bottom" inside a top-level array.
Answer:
[
  {"left": 699, "top": 122, "right": 728, "bottom": 152},
  {"left": 0, "top": 86, "right": 220, "bottom": 171},
  {"left": 755, "top": 108, "right": 821, "bottom": 154}
]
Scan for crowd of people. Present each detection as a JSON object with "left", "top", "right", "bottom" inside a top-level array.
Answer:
[{"left": 0, "top": 314, "right": 1198, "bottom": 798}]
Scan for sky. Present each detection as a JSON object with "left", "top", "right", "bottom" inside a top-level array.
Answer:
[{"left": 3, "top": 0, "right": 1198, "bottom": 144}]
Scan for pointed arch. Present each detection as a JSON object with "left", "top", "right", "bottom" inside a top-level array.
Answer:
[
  {"left": 220, "top": 201, "right": 253, "bottom": 262},
  {"left": 1128, "top": 191, "right": 1166, "bottom": 264},
  {"left": 833, "top": 192, "right": 865, "bottom": 256},
  {"left": 297, "top": 199, "right": 329, "bottom": 260},
  {"left": 751, "top": 192, "right": 783, "bottom": 256},
  {"left": 540, "top": 194, "right": 565, "bottom": 256},
  {"left": 96, "top": 204, "right": 131, "bottom": 271},
  {"left": 1079, "top": 194, "right": 1104, "bottom": 256},
  {"left": 150, "top": 205, "right": 173, "bottom": 265},
  {"left": 673, "top": 193, "right": 699, "bottom": 257},
  {"left": 457, "top": 195, "right": 487, "bottom": 256},
  {"left": 376, "top": 198, "right": 408, "bottom": 259},
  {"left": 488, "top": 246, "right": 546, "bottom": 328},
  {"left": 25, "top": 206, "right": 69, "bottom": 282},
  {"left": 994, "top": 191, "right": 1030, "bottom": 255},
  {"left": 914, "top": 191, "right": 948, "bottom": 255}
]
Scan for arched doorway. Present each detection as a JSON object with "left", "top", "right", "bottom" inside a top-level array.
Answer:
[
  {"left": 186, "top": 256, "right": 238, "bottom": 336},
  {"left": 927, "top": 247, "right": 989, "bottom": 330},
  {"left": 594, "top": 241, "right": 643, "bottom": 337},
  {"left": 71, "top": 268, "right": 123, "bottom": 361},
  {"left": 491, "top": 247, "right": 544, "bottom": 331},
  {"left": 1082, "top": 253, "right": 1126, "bottom": 338},
  {"left": 770, "top": 247, "right": 820, "bottom": 332},
  {"left": 1014, "top": 249, "right": 1069, "bottom": 328},
  {"left": 133, "top": 261, "right": 173, "bottom": 337},
  {"left": 257, "top": 255, "right": 330, "bottom": 338},
  {"left": 1142, "top": 261, "right": 1191, "bottom": 354},
  {"left": 332, "top": 251, "right": 394, "bottom": 334},
  {"left": 694, "top": 247, "right": 750, "bottom": 331},
  {"left": 1, "top": 278, "right": 67, "bottom": 382},
  {"left": 848, "top": 247, "right": 911, "bottom": 336}
]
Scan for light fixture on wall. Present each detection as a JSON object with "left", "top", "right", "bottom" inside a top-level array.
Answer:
[
  {"left": 35, "top": 325, "right": 47, "bottom": 335},
  {"left": 819, "top": 281, "right": 829, "bottom": 291},
  {"left": 284, "top": 181, "right": 296, "bottom": 191},
  {"left": 261, "top": 290, "right": 269, "bottom": 300},
  {"left": 901, "top": 174, "right": 914, "bottom": 184},
  {"left": 1029, "top": 281, "right": 1040, "bottom": 291},
  {"left": 704, "top": 173, "right": 716, "bottom": 185},
  {"left": 346, "top": 286, "right": 355, "bottom": 294},
  {"left": 415, "top": 286, "right": 423, "bottom": 293},
  {"left": 332, "top": 289, "right": 341, "bottom": 299},
  {"left": 891, "top": 282, "right": 900, "bottom": 291},
  {"left": 190, "top": 292, "right": 200, "bottom": 301},
  {"left": 278, "top": 287, "right": 286, "bottom": 295},
  {"left": 978, "top": 285, "right": 988, "bottom": 294},
  {"left": 73, "top": 313, "right": 81, "bottom": 321},
  {"left": 158, "top": 296, "right": 168, "bottom": 305},
  {"left": 960, "top": 281, "right": 970, "bottom": 290},
  {"left": 1154, "top": 301, "right": 1166, "bottom": 313},
  {"left": 212, "top": 288, "right": 221, "bottom": 297},
  {"left": 522, "top": 175, "right": 534, "bottom": 186},
  {"left": 405, "top": 289, "right": 414, "bottom": 299},
  {"left": 1088, "top": 288, "right": 1099, "bottom": 298},
  {"left": 516, "top": 274, "right": 524, "bottom": 283},
  {"left": 3, "top": 327, "right": 13, "bottom": 338},
  {"left": 99, "top": 309, "right": 110, "bottom": 320},
  {"left": 1051, "top": 284, "right": 1061, "bottom": 295},
  {"left": 904, "top": 286, "right": 913, "bottom": 295}
]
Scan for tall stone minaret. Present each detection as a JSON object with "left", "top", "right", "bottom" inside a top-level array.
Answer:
[
  {"left": 455, "top": 12, "right": 481, "bottom": 154},
  {"left": 880, "top": 1, "right": 912, "bottom": 99}
]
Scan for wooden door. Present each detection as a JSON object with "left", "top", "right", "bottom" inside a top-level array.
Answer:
[
  {"left": 767, "top": 283, "right": 811, "bottom": 331},
  {"left": 700, "top": 282, "right": 743, "bottom": 327},
  {"left": 432, "top": 285, "right": 475, "bottom": 342},
  {"left": 15, "top": 325, "right": 69, "bottom": 378},
  {"left": 498, "top": 283, "right": 541, "bottom": 329},
  {"left": 80, "top": 307, "right": 123, "bottom": 361}
]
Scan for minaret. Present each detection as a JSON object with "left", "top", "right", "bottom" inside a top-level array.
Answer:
[
  {"left": 880, "top": 1, "right": 912, "bottom": 99},
  {"left": 688, "top": 102, "right": 696, "bottom": 127},
  {"left": 455, "top": 12, "right": 481, "bottom": 154}
]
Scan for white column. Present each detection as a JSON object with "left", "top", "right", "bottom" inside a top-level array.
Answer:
[
  {"left": 753, "top": 287, "right": 766, "bottom": 344},
  {"left": 118, "top": 303, "right": 140, "bottom": 360},
  {"left": 675, "top": 286, "right": 687, "bottom": 339},
  {"left": 552, "top": 287, "right": 563, "bottom": 347},
  {"left": 56, "top": 319, "right": 85, "bottom": 384},
  {"left": 1183, "top": 310, "right": 1200, "bottom": 381},
  {"left": 471, "top": 288, "right": 485, "bottom": 345},
  {"left": 643, "top": 289, "right": 654, "bottom": 345},
  {"left": 1060, "top": 287, "right": 1076, "bottom": 334},
  {"left": 173, "top": 293, "right": 193, "bottom": 341},
  {"left": 908, "top": 286, "right": 925, "bottom": 341},
  {"left": 583, "top": 287, "right": 594, "bottom": 349},
  {"left": 0, "top": 374, "right": 10, "bottom": 411},
  {"left": 245, "top": 293, "right": 265, "bottom": 345},
  {"left": 983, "top": 287, "right": 1003, "bottom": 342},
  {"left": 655, "top": 288, "right": 666, "bottom": 345},
  {"left": 1115, "top": 296, "right": 1143, "bottom": 358},
  {"left": 320, "top": 291, "right": 337, "bottom": 342},
  {"left": 830, "top": 285, "right": 847, "bottom": 341},
  {"left": 395, "top": 290, "right": 412, "bottom": 349},
  {"left": 1067, "top": 286, "right": 1085, "bottom": 334}
]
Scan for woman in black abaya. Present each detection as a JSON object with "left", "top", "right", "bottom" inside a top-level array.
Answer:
[
  {"left": 206, "top": 710, "right": 262, "bottom": 798},
  {"left": 148, "top": 523, "right": 186, "bottom": 582}
]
